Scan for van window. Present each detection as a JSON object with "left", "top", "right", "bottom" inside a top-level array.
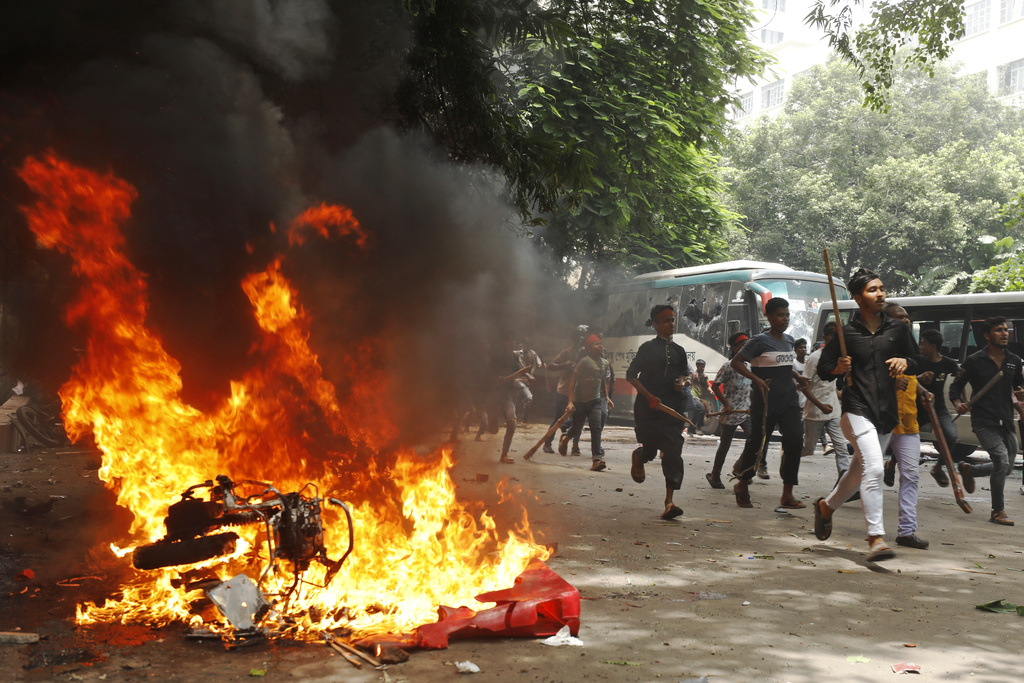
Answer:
[
  {"left": 903, "top": 305, "right": 970, "bottom": 361},
  {"left": 966, "top": 307, "right": 1024, "bottom": 358}
]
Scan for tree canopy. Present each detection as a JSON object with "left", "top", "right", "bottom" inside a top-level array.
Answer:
[
  {"left": 722, "top": 58, "right": 1024, "bottom": 294},
  {"left": 806, "top": 0, "right": 966, "bottom": 111},
  {"left": 393, "top": 0, "right": 770, "bottom": 281}
]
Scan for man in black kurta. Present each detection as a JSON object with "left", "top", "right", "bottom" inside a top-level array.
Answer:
[{"left": 627, "top": 305, "right": 690, "bottom": 519}]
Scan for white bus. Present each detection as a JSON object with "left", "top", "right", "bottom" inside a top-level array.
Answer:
[
  {"left": 812, "top": 291, "right": 1024, "bottom": 454},
  {"left": 600, "top": 260, "right": 849, "bottom": 423}
]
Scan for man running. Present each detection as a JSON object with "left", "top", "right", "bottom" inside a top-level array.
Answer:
[
  {"left": 707, "top": 332, "right": 752, "bottom": 489},
  {"left": 813, "top": 268, "right": 918, "bottom": 562},
  {"left": 627, "top": 305, "right": 690, "bottom": 520},
  {"left": 730, "top": 297, "right": 806, "bottom": 510},
  {"left": 950, "top": 316, "right": 1024, "bottom": 526}
]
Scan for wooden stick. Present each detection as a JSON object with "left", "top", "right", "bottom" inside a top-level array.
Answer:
[
  {"left": 823, "top": 248, "right": 851, "bottom": 386},
  {"left": 922, "top": 395, "right": 971, "bottom": 514},
  {"left": 654, "top": 402, "right": 695, "bottom": 426},
  {"left": 705, "top": 409, "right": 750, "bottom": 418},
  {"left": 524, "top": 406, "right": 573, "bottom": 459},
  {"left": 335, "top": 640, "right": 383, "bottom": 668},
  {"left": 952, "top": 370, "right": 1004, "bottom": 422},
  {"left": 327, "top": 640, "right": 363, "bottom": 668}
]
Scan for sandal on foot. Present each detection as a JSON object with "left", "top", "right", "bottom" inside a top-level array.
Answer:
[
  {"left": 958, "top": 462, "right": 976, "bottom": 494},
  {"left": 499, "top": 456, "right": 515, "bottom": 464},
  {"left": 661, "top": 505, "right": 684, "bottom": 520},
  {"left": 706, "top": 472, "right": 725, "bottom": 489},
  {"left": 734, "top": 482, "right": 752, "bottom": 508},
  {"left": 813, "top": 497, "right": 832, "bottom": 540},
  {"left": 779, "top": 499, "right": 806, "bottom": 509},
  {"left": 630, "top": 447, "right": 646, "bottom": 484},
  {"left": 866, "top": 537, "right": 896, "bottom": 562},
  {"left": 930, "top": 465, "right": 950, "bottom": 488}
]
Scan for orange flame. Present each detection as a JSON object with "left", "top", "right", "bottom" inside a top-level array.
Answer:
[{"left": 18, "top": 151, "right": 547, "bottom": 636}]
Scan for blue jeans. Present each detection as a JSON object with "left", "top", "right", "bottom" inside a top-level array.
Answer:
[
  {"left": 566, "top": 399, "right": 604, "bottom": 459},
  {"left": 545, "top": 393, "right": 572, "bottom": 448},
  {"left": 966, "top": 425, "right": 1019, "bottom": 513}
]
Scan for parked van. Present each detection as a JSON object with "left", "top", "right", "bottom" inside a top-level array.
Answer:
[{"left": 812, "top": 292, "right": 1024, "bottom": 454}]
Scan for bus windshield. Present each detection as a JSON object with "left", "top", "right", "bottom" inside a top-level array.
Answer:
[{"left": 755, "top": 279, "right": 835, "bottom": 343}]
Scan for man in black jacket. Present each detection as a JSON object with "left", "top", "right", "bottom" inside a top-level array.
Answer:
[
  {"left": 812, "top": 268, "right": 918, "bottom": 562},
  {"left": 950, "top": 316, "right": 1024, "bottom": 526}
]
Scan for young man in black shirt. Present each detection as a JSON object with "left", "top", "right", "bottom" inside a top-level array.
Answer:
[
  {"left": 915, "top": 328, "right": 963, "bottom": 486},
  {"left": 627, "top": 305, "right": 690, "bottom": 520},
  {"left": 813, "top": 268, "right": 918, "bottom": 562},
  {"left": 950, "top": 316, "right": 1024, "bottom": 526}
]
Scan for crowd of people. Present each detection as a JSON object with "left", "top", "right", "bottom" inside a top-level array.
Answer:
[{"left": 464, "top": 266, "right": 1024, "bottom": 561}]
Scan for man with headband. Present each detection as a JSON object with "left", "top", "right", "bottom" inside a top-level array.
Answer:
[
  {"left": 813, "top": 267, "right": 919, "bottom": 562},
  {"left": 627, "top": 305, "right": 690, "bottom": 519}
]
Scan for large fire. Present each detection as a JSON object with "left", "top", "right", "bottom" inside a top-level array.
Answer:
[{"left": 17, "top": 151, "right": 548, "bottom": 638}]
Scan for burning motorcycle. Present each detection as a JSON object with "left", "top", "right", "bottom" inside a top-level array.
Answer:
[{"left": 133, "top": 475, "right": 354, "bottom": 596}]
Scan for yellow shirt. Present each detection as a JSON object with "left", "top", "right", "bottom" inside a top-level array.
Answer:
[{"left": 892, "top": 375, "right": 918, "bottom": 435}]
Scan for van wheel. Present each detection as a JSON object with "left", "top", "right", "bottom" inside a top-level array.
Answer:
[{"left": 133, "top": 532, "right": 239, "bottom": 570}]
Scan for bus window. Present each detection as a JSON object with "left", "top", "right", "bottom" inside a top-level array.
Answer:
[
  {"left": 726, "top": 284, "right": 753, "bottom": 350},
  {"left": 757, "top": 279, "right": 836, "bottom": 344},
  {"left": 678, "top": 282, "right": 730, "bottom": 356}
]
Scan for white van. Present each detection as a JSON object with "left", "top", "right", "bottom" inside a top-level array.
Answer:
[{"left": 812, "top": 292, "right": 1024, "bottom": 455}]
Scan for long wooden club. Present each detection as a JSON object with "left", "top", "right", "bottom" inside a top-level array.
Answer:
[
  {"left": 952, "top": 370, "right": 1004, "bottom": 422},
  {"left": 523, "top": 406, "right": 573, "bottom": 460},
  {"left": 922, "top": 395, "right": 972, "bottom": 513},
  {"left": 823, "top": 248, "right": 851, "bottom": 386}
]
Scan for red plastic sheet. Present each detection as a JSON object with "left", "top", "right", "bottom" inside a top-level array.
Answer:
[{"left": 360, "top": 560, "right": 580, "bottom": 650}]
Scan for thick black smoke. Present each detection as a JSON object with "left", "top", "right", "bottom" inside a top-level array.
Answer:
[{"left": 0, "top": 0, "right": 558, "bottom": 440}]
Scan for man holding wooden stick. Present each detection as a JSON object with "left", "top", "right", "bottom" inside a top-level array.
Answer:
[
  {"left": 626, "top": 305, "right": 690, "bottom": 519},
  {"left": 949, "top": 316, "right": 1024, "bottom": 526},
  {"left": 813, "top": 267, "right": 919, "bottom": 562}
]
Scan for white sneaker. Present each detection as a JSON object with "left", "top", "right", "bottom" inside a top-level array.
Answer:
[{"left": 1019, "top": 485, "right": 1024, "bottom": 496}]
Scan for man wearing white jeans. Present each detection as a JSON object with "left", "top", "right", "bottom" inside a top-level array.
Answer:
[{"left": 812, "top": 268, "right": 919, "bottom": 562}]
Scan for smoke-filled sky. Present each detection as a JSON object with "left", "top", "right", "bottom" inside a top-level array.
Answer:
[{"left": 0, "top": 0, "right": 575, "bottom": 438}]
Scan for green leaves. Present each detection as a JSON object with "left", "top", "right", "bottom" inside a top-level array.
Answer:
[
  {"left": 393, "top": 0, "right": 771, "bottom": 281},
  {"left": 806, "top": 0, "right": 966, "bottom": 111},
  {"left": 723, "top": 58, "right": 1024, "bottom": 295}
]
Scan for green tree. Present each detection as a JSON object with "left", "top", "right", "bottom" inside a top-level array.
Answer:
[
  {"left": 806, "top": 0, "right": 965, "bottom": 111},
  {"left": 722, "top": 58, "right": 1024, "bottom": 294},
  {"left": 394, "top": 0, "right": 770, "bottom": 280},
  {"left": 971, "top": 193, "right": 1024, "bottom": 292}
]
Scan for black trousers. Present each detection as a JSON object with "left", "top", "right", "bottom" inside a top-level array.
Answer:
[{"left": 737, "top": 402, "right": 803, "bottom": 485}]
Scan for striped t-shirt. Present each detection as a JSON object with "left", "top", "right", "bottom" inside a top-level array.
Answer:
[{"left": 738, "top": 332, "right": 799, "bottom": 416}]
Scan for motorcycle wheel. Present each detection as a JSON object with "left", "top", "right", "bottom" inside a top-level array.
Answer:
[
  {"left": 133, "top": 532, "right": 239, "bottom": 570},
  {"left": 16, "top": 405, "right": 69, "bottom": 447}
]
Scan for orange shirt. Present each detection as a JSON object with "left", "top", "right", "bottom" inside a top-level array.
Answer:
[{"left": 892, "top": 375, "right": 918, "bottom": 435}]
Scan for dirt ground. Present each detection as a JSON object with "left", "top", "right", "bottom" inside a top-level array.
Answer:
[{"left": 2, "top": 417, "right": 1024, "bottom": 682}]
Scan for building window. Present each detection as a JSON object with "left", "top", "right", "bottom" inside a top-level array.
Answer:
[
  {"left": 997, "top": 58, "right": 1024, "bottom": 95},
  {"left": 733, "top": 91, "right": 754, "bottom": 119},
  {"left": 761, "top": 29, "right": 784, "bottom": 44},
  {"left": 762, "top": 0, "right": 786, "bottom": 11},
  {"left": 762, "top": 80, "right": 784, "bottom": 109},
  {"left": 964, "top": 0, "right": 991, "bottom": 36},
  {"left": 1001, "top": 0, "right": 1024, "bottom": 22}
]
